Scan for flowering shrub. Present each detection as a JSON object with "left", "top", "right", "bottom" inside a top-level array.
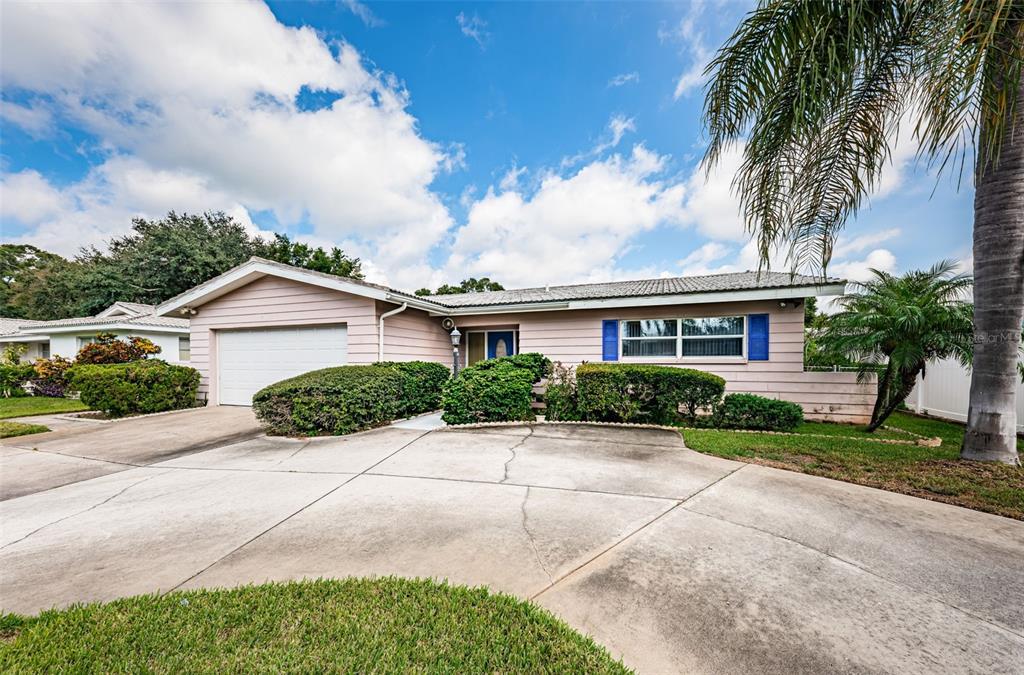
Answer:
[
  {"left": 31, "top": 356, "right": 74, "bottom": 397},
  {"left": 75, "top": 333, "right": 162, "bottom": 364}
]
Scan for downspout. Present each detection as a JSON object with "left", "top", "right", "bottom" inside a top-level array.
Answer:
[{"left": 378, "top": 303, "right": 408, "bottom": 361}]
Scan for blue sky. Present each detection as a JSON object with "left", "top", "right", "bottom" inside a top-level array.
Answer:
[{"left": 0, "top": 0, "right": 973, "bottom": 291}]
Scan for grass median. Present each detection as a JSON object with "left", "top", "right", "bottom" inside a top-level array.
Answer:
[{"left": 0, "top": 577, "right": 629, "bottom": 674}]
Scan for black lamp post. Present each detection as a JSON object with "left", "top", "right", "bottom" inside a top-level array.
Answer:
[{"left": 450, "top": 327, "right": 461, "bottom": 376}]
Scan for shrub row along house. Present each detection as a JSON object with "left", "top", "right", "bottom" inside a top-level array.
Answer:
[{"left": 153, "top": 257, "right": 876, "bottom": 423}]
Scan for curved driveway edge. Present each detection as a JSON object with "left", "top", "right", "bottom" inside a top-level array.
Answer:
[{"left": 1, "top": 422, "right": 1021, "bottom": 673}]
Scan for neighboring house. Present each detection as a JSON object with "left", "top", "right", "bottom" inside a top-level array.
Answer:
[
  {"left": 0, "top": 301, "right": 191, "bottom": 363},
  {"left": 156, "top": 257, "right": 876, "bottom": 422}
]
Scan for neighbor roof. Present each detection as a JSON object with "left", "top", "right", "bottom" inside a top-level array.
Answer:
[
  {"left": 0, "top": 317, "right": 46, "bottom": 337},
  {"left": 423, "top": 271, "right": 842, "bottom": 308},
  {"left": 6, "top": 302, "right": 189, "bottom": 336}
]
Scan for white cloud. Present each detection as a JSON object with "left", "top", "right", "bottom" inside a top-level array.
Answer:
[
  {"left": 561, "top": 114, "right": 637, "bottom": 169},
  {"left": 677, "top": 241, "right": 733, "bottom": 274},
  {"left": 2, "top": 158, "right": 264, "bottom": 255},
  {"left": 447, "top": 145, "right": 688, "bottom": 287},
  {"left": 0, "top": 0, "right": 456, "bottom": 288},
  {"left": 341, "top": 0, "right": 384, "bottom": 27},
  {"left": 832, "top": 228, "right": 900, "bottom": 259},
  {"left": 829, "top": 248, "right": 897, "bottom": 283},
  {"left": 608, "top": 71, "right": 640, "bottom": 87},
  {"left": 456, "top": 12, "right": 489, "bottom": 49},
  {"left": 678, "top": 143, "right": 745, "bottom": 241},
  {"left": 661, "top": 1, "right": 712, "bottom": 100},
  {"left": 0, "top": 100, "right": 54, "bottom": 138}
]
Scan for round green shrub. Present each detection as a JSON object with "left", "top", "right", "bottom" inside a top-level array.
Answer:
[
  {"left": 253, "top": 365, "right": 405, "bottom": 436},
  {"left": 574, "top": 363, "right": 725, "bottom": 425},
  {"left": 67, "top": 360, "right": 200, "bottom": 417},
  {"left": 712, "top": 393, "right": 804, "bottom": 431},
  {"left": 374, "top": 361, "right": 451, "bottom": 417},
  {"left": 441, "top": 361, "right": 536, "bottom": 425},
  {"left": 470, "top": 353, "right": 552, "bottom": 382}
]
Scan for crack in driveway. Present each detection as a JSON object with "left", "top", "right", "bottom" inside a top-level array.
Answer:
[
  {"left": 2, "top": 470, "right": 168, "bottom": 550},
  {"left": 500, "top": 427, "right": 534, "bottom": 483},
  {"left": 519, "top": 486, "right": 553, "bottom": 585}
]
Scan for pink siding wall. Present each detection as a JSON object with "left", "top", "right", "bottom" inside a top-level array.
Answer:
[
  {"left": 454, "top": 300, "right": 875, "bottom": 423},
  {"left": 191, "top": 275, "right": 873, "bottom": 423},
  {"left": 190, "top": 276, "right": 378, "bottom": 400},
  {"left": 376, "top": 302, "right": 452, "bottom": 364}
]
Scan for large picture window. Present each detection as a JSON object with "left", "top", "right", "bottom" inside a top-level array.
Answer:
[
  {"left": 620, "top": 317, "right": 745, "bottom": 359},
  {"left": 621, "top": 320, "right": 677, "bottom": 357}
]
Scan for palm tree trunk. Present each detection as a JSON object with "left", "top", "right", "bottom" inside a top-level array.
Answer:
[{"left": 961, "top": 73, "right": 1024, "bottom": 465}]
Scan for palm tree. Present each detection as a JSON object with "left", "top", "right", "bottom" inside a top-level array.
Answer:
[
  {"left": 703, "top": 1, "right": 1023, "bottom": 464},
  {"left": 823, "top": 261, "right": 974, "bottom": 431}
]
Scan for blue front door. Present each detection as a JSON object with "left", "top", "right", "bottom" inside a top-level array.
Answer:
[{"left": 487, "top": 331, "right": 515, "bottom": 359}]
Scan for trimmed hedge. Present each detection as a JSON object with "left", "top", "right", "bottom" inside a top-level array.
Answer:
[
  {"left": 0, "top": 364, "right": 35, "bottom": 398},
  {"left": 467, "top": 353, "right": 552, "bottom": 382},
  {"left": 67, "top": 360, "right": 200, "bottom": 417},
  {"left": 374, "top": 361, "right": 451, "bottom": 417},
  {"left": 573, "top": 363, "right": 725, "bottom": 425},
  {"left": 441, "top": 361, "right": 536, "bottom": 425},
  {"left": 253, "top": 365, "right": 404, "bottom": 436},
  {"left": 711, "top": 393, "right": 804, "bottom": 432},
  {"left": 253, "top": 361, "right": 451, "bottom": 436}
]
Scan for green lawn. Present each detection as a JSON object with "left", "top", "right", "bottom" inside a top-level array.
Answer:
[
  {"left": 0, "top": 578, "right": 630, "bottom": 674},
  {"left": 0, "top": 421, "right": 50, "bottom": 438},
  {"left": 0, "top": 397, "right": 88, "bottom": 419},
  {"left": 683, "top": 412, "right": 1024, "bottom": 520}
]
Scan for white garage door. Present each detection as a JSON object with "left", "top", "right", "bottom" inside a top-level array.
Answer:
[{"left": 217, "top": 325, "right": 347, "bottom": 405}]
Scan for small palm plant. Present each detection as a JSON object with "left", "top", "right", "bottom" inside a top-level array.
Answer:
[{"left": 822, "top": 261, "right": 973, "bottom": 432}]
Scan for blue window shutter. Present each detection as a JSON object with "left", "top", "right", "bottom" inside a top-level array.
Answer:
[
  {"left": 748, "top": 314, "right": 769, "bottom": 361},
  {"left": 602, "top": 320, "right": 619, "bottom": 361}
]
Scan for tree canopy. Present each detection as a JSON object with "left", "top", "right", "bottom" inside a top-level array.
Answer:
[
  {"left": 414, "top": 277, "right": 505, "bottom": 297},
  {"left": 1, "top": 212, "right": 363, "bottom": 320}
]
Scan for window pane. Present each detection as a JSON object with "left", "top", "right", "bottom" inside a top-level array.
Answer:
[
  {"left": 681, "top": 317, "right": 744, "bottom": 337},
  {"left": 179, "top": 337, "right": 191, "bottom": 361},
  {"left": 682, "top": 337, "right": 743, "bottom": 357},
  {"left": 622, "top": 319, "right": 677, "bottom": 338},
  {"left": 622, "top": 339, "right": 677, "bottom": 357},
  {"left": 467, "top": 332, "right": 485, "bottom": 365}
]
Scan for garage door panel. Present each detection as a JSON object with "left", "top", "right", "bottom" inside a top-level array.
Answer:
[{"left": 217, "top": 325, "right": 347, "bottom": 405}]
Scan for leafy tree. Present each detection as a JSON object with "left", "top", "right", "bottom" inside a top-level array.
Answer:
[
  {"left": 2, "top": 252, "right": 85, "bottom": 320},
  {"left": 703, "top": 1, "right": 1023, "bottom": 464},
  {"left": 0, "top": 245, "right": 69, "bottom": 318},
  {"left": 254, "top": 234, "right": 363, "bottom": 279},
  {"left": 416, "top": 277, "right": 505, "bottom": 296},
  {"left": 3, "top": 212, "right": 365, "bottom": 320},
  {"left": 820, "top": 261, "right": 975, "bottom": 431}
]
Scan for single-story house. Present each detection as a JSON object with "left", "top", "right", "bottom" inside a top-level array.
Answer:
[
  {"left": 0, "top": 301, "right": 191, "bottom": 363},
  {"left": 155, "top": 257, "right": 876, "bottom": 423}
]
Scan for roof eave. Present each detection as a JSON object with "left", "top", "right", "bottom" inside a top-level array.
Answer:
[
  {"left": 432, "top": 282, "right": 846, "bottom": 314},
  {"left": 22, "top": 322, "right": 189, "bottom": 335}
]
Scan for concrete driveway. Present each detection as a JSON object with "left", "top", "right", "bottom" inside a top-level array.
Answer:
[
  {"left": 0, "top": 405, "right": 261, "bottom": 500},
  {"left": 1, "top": 421, "right": 1021, "bottom": 673}
]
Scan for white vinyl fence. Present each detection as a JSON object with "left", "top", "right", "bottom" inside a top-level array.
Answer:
[{"left": 907, "top": 358, "right": 1024, "bottom": 432}]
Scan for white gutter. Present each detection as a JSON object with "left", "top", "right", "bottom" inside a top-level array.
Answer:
[{"left": 378, "top": 303, "right": 408, "bottom": 361}]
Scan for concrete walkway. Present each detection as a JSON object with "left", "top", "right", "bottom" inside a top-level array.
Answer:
[{"left": 1, "top": 423, "right": 1021, "bottom": 673}]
